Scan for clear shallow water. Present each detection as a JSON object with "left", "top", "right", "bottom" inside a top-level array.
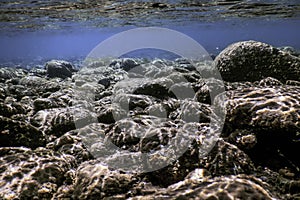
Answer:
[{"left": 0, "top": 0, "right": 299, "bottom": 67}]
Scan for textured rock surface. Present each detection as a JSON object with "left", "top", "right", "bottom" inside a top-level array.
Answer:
[
  {"left": 72, "top": 161, "right": 137, "bottom": 199},
  {"left": 0, "top": 68, "right": 26, "bottom": 82},
  {"left": 0, "top": 147, "right": 76, "bottom": 200},
  {"left": 1, "top": 43, "right": 300, "bottom": 199},
  {"left": 222, "top": 85, "right": 300, "bottom": 131},
  {"left": 45, "top": 60, "right": 78, "bottom": 79},
  {"left": 31, "top": 106, "right": 97, "bottom": 138},
  {"left": 0, "top": 116, "right": 45, "bottom": 148},
  {"left": 214, "top": 40, "right": 300, "bottom": 82},
  {"left": 131, "top": 173, "right": 278, "bottom": 200},
  {"left": 218, "top": 83, "right": 300, "bottom": 184}
]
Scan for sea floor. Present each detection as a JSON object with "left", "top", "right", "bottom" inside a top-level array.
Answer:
[{"left": 0, "top": 1, "right": 300, "bottom": 199}]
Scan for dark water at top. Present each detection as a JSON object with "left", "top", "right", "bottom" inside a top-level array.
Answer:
[{"left": 0, "top": 0, "right": 299, "bottom": 67}]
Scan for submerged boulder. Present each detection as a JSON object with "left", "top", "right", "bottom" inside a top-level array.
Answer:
[
  {"left": 72, "top": 161, "right": 136, "bottom": 199},
  {"left": 0, "top": 116, "right": 45, "bottom": 148},
  {"left": 132, "top": 173, "right": 278, "bottom": 199},
  {"left": 0, "top": 68, "right": 26, "bottom": 82},
  {"left": 216, "top": 84, "right": 300, "bottom": 177},
  {"left": 214, "top": 40, "right": 300, "bottom": 82},
  {"left": 0, "top": 147, "right": 76, "bottom": 199},
  {"left": 45, "top": 60, "right": 77, "bottom": 79}
]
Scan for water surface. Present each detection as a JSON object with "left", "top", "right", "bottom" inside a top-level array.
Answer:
[{"left": 0, "top": 0, "right": 299, "bottom": 67}]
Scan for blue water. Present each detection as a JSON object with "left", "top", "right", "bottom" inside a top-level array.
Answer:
[{"left": 0, "top": 1, "right": 299, "bottom": 67}]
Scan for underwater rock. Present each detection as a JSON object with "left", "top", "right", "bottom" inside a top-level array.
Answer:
[
  {"left": 217, "top": 84, "right": 300, "bottom": 178},
  {"left": 141, "top": 138, "right": 255, "bottom": 188},
  {"left": 0, "top": 84, "right": 6, "bottom": 99},
  {"left": 194, "top": 78, "right": 225, "bottom": 104},
  {"left": 45, "top": 60, "right": 77, "bottom": 79},
  {"left": 29, "top": 67, "right": 47, "bottom": 77},
  {"left": 0, "top": 101, "right": 27, "bottom": 117},
  {"left": 0, "top": 68, "right": 26, "bottom": 82},
  {"left": 95, "top": 93, "right": 160, "bottom": 123},
  {"left": 33, "top": 98, "right": 59, "bottom": 111},
  {"left": 214, "top": 40, "right": 300, "bottom": 82},
  {"left": 278, "top": 46, "right": 300, "bottom": 57},
  {"left": 73, "top": 63, "right": 126, "bottom": 87},
  {"left": 98, "top": 77, "right": 111, "bottom": 88},
  {"left": 46, "top": 131, "right": 91, "bottom": 164},
  {"left": 31, "top": 106, "right": 97, "bottom": 138},
  {"left": 18, "top": 76, "right": 61, "bottom": 96},
  {"left": 6, "top": 84, "right": 36, "bottom": 100},
  {"left": 221, "top": 85, "right": 300, "bottom": 131},
  {"left": 0, "top": 116, "right": 45, "bottom": 148},
  {"left": 130, "top": 78, "right": 174, "bottom": 99},
  {"left": 0, "top": 147, "right": 76, "bottom": 199},
  {"left": 226, "top": 129, "right": 258, "bottom": 151},
  {"left": 199, "top": 139, "right": 255, "bottom": 176},
  {"left": 72, "top": 160, "right": 137, "bottom": 199},
  {"left": 132, "top": 173, "right": 279, "bottom": 199},
  {"left": 257, "top": 76, "right": 283, "bottom": 87},
  {"left": 109, "top": 58, "right": 139, "bottom": 71},
  {"left": 46, "top": 88, "right": 79, "bottom": 108}
]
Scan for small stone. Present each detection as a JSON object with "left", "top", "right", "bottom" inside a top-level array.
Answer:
[
  {"left": 258, "top": 77, "right": 282, "bottom": 87},
  {"left": 98, "top": 77, "right": 111, "bottom": 88}
]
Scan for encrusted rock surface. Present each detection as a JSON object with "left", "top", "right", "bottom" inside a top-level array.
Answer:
[
  {"left": 45, "top": 60, "right": 78, "bottom": 79},
  {"left": 1, "top": 41, "right": 300, "bottom": 199},
  {"left": 0, "top": 116, "right": 45, "bottom": 148},
  {"left": 0, "top": 147, "right": 77, "bottom": 199},
  {"left": 214, "top": 40, "right": 300, "bottom": 82},
  {"left": 130, "top": 173, "right": 278, "bottom": 200}
]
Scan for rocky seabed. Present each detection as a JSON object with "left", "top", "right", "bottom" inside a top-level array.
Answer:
[{"left": 0, "top": 40, "right": 300, "bottom": 199}]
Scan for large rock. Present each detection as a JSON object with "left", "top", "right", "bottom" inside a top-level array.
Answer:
[
  {"left": 215, "top": 84, "right": 300, "bottom": 177},
  {"left": 18, "top": 76, "right": 61, "bottom": 97},
  {"left": 0, "top": 116, "right": 45, "bottom": 148},
  {"left": 31, "top": 106, "right": 97, "bottom": 138},
  {"left": 0, "top": 68, "right": 26, "bottom": 82},
  {"left": 46, "top": 131, "right": 91, "bottom": 163},
  {"left": 214, "top": 40, "right": 300, "bottom": 82},
  {"left": 45, "top": 60, "right": 77, "bottom": 79},
  {"left": 221, "top": 85, "right": 300, "bottom": 132},
  {"left": 72, "top": 161, "right": 136, "bottom": 199},
  {"left": 132, "top": 173, "right": 279, "bottom": 199},
  {"left": 0, "top": 147, "right": 76, "bottom": 199},
  {"left": 0, "top": 101, "right": 27, "bottom": 117},
  {"left": 109, "top": 58, "right": 139, "bottom": 71}
]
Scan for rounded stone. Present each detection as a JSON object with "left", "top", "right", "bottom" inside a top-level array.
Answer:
[
  {"left": 214, "top": 40, "right": 300, "bottom": 82},
  {"left": 45, "top": 60, "right": 77, "bottom": 79}
]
